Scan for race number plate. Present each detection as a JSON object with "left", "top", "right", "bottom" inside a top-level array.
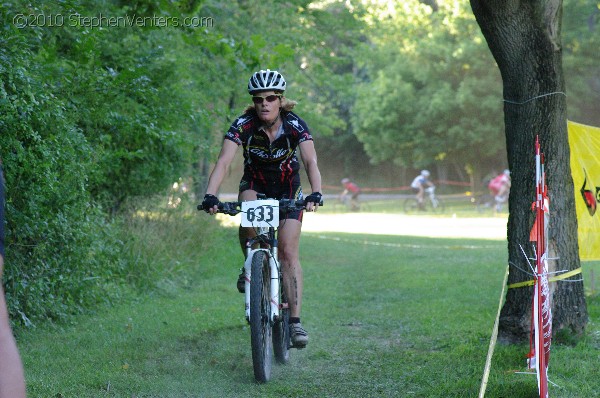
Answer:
[{"left": 241, "top": 200, "right": 279, "bottom": 228}]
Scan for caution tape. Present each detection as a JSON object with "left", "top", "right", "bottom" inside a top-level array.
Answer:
[
  {"left": 507, "top": 267, "right": 583, "bottom": 289},
  {"left": 478, "top": 265, "right": 582, "bottom": 396}
]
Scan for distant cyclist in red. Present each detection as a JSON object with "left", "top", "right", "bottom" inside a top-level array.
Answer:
[
  {"left": 487, "top": 169, "right": 511, "bottom": 211},
  {"left": 340, "top": 178, "right": 361, "bottom": 211}
]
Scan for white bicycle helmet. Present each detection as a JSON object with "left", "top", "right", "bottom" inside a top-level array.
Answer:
[
  {"left": 421, "top": 170, "right": 431, "bottom": 177},
  {"left": 248, "top": 69, "right": 286, "bottom": 94}
]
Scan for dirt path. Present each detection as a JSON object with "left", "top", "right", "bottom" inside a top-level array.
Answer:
[
  {"left": 216, "top": 210, "right": 508, "bottom": 240},
  {"left": 301, "top": 212, "right": 508, "bottom": 240}
]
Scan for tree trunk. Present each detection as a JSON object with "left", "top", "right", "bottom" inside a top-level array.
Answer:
[{"left": 470, "top": 0, "right": 587, "bottom": 342}]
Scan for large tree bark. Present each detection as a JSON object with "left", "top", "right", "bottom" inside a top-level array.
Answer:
[{"left": 470, "top": 0, "right": 587, "bottom": 342}]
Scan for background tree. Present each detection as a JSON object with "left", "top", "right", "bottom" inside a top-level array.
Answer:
[
  {"left": 352, "top": 1, "right": 506, "bottom": 189},
  {"left": 470, "top": 0, "right": 588, "bottom": 342},
  {"left": 562, "top": 1, "right": 600, "bottom": 127},
  {"left": 288, "top": 2, "right": 374, "bottom": 183}
]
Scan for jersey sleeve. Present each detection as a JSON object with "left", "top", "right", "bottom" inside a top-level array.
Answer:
[
  {"left": 224, "top": 114, "right": 254, "bottom": 146},
  {"left": 285, "top": 112, "right": 313, "bottom": 143}
]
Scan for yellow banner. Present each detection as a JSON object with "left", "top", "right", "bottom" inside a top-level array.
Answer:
[{"left": 568, "top": 120, "right": 600, "bottom": 261}]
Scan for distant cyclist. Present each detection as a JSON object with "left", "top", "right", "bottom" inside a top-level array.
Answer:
[
  {"left": 488, "top": 169, "right": 511, "bottom": 211},
  {"left": 410, "top": 170, "right": 434, "bottom": 210},
  {"left": 340, "top": 178, "right": 361, "bottom": 211}
]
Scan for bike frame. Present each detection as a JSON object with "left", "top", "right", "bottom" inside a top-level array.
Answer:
[{"left": 425, "top": 186, "right": 439, "bottom": 207}]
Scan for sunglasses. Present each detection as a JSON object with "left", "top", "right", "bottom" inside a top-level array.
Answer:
[{"left": 252, "top": 94, "right": 282, "bottom": 104}]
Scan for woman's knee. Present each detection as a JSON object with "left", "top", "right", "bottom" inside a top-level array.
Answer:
[{"left": 278, "top": 246, "right": 299, "bottom": 265}]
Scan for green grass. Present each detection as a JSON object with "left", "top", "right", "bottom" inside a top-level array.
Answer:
[
  {"left": 323, "top": 195, "right": 508, "bottom": 218},
  {"left": 16, "top": 207, "right": 600, "bottom": 397}
]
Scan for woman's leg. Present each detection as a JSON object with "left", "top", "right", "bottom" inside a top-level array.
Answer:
[
  {"left": 277, "top": 219, "right": 303, "bottom": 317},
  {"left": 0, "top": 258, "right": 27, "bottom": 398},
  {"left": 277, "top": 219, "right": 309, "bottom": 347},
  {"left": 0, "top": 166, "right": 26, "bottom": 398},
  {"left": 237, "top": 190, "right": 259, "bottom": 254},
  {"left": 234, "top": 190, "right": 259, "bottom": 293}
]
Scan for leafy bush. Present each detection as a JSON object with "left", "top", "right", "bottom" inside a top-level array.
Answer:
[
  {"left": 0, "top": 32, "right": 124, "bottom": 325},
  {"left": 0, "top": 0, "right": 219, "bottom": 326}
]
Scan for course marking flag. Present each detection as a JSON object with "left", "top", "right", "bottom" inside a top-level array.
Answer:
[{"left": 526, "top": 136, "right": 551, "bottom": 398}]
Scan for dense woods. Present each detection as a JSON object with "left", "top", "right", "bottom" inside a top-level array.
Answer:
[{"left": 0, "top": 0, "right": 598, "bottom": 327}]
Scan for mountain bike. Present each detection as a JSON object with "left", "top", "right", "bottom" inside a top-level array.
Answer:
[
  {"left": 403, "top": 186, "right": 445, "bottom": 213},
  {"left": 198, "top": 196, "right": 320, "bottom": 383}
]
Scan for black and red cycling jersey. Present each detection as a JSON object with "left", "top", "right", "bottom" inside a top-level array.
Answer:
[{"left": 224, "top": 110, "right": 313, "bottom": 184}]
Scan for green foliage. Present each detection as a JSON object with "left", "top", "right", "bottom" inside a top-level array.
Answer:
[
  {"left": 0, "top": 0, "right": 310, "bottom": 326},
  {"left": 117, "top": 196, "right": 209, "bottom": 291},
  {"left": 1, "top": 0, "right": 598, "bottom": 330},
  {"left": 562, "top": 0, "right": 600, "bottom": 126},
  {"left": 0, "top": 22, "right": 123, "bottom": 324}
]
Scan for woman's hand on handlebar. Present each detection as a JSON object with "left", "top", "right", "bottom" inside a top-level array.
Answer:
[
  {"left": 304, "top": 192, "right": 322, "bottom": 212},
  {"left": 201, "top": 194, "right": 220, "bottom": 215}
]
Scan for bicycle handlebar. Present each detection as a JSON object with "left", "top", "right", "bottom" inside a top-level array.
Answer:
[{"left": 197, "top": 198, "right": 324, "bottom": 215}]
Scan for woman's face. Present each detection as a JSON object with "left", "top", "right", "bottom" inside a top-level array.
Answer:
[{"left": 252, "top": 90, "right": 281, "bottom": 123}]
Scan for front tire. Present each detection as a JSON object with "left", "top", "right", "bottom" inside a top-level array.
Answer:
[{"left": 250, "top": 251, "right": 273, "bottom": 383}]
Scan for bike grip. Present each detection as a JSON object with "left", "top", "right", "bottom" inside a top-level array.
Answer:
[
  {"left": 298, "top": 199, "right": 324, "bottom": 207},
  {"left": 196, "top": 201, "right": 222, "bottom": 212}
]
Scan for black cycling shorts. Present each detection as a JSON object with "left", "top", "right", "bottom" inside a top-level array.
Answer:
[
  {"left": 0, "top": 166, "right": 5, "bottom": 258},
  {"left": 239, "top": 172, "right": 304, "bottom": 221}
]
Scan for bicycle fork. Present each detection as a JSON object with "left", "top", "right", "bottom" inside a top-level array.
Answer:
[{"left": 243, "top": 247, "right": 281, "bottom": 324}]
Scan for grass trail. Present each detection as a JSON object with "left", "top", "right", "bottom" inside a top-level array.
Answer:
[{"left": 17, "top": 213, "right": 600, "bottom": 397}]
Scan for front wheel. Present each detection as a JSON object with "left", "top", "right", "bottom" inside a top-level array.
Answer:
[{"left": 249, "top": 251, "right": 273, "bottom": 383}]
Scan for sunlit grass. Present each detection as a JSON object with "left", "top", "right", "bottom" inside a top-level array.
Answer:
[
  {"left": 18, "top": 206, "right": 599, "bottom": 397},
  {"left": 320, "top": 195, "right": 509, "bottom": 218}
]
